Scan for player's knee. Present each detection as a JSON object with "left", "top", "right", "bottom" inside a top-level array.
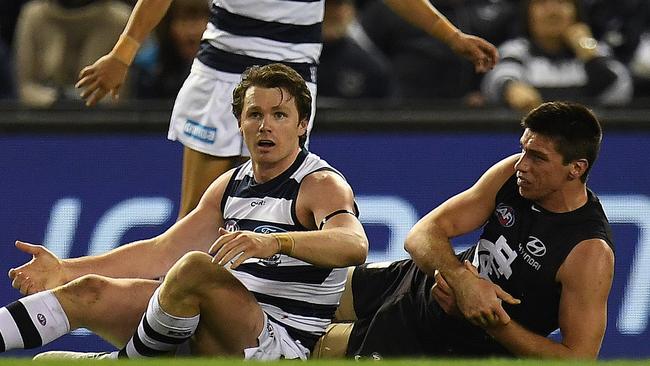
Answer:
[
  {"left": 166, "top": 251, "right": 219, "bottom": 291},
  {"left": 61, "top": 274, "right": 111, "bottom": 306}
]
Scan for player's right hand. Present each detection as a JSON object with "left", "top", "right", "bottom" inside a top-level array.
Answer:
[
  {"left": 448, "top": 32, "right": 499, "bottom": 73},
  {"left": 76, "top": 54, "right": 129, "bottom": 107},
  {"left": 210, "top": 228, "right": 279, "bottom": 269},
  {"left": 452, "top": 260, "right": 520, "bottom": 328},
  {"left": 8, "top": 241, "right": 69, "bottom": 295}
]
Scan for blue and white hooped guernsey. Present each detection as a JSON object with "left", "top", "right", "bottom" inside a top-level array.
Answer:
[
  {"left": 198, "top": 0, "right": 324, "bottom": 83},
  {"left": 220, "top": 150, "right": 350, "bottom": 349}
]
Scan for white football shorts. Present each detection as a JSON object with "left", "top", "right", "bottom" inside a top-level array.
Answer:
[{"left": 243, "top": 312, "right": 311, "bottom": 360}]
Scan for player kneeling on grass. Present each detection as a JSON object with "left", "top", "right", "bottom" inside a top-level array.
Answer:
[{"left": 3, "top": 63, "right": 368, "bottom": 360}]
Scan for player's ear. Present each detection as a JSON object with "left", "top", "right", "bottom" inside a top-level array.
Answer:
[
  {"left": 568, "top": 159, "right": 588, "bottom": 180},
  {"left": 298, "top": 119, "right": 307, "bottom": 135}
]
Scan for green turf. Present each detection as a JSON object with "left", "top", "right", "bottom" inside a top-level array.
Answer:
[{"left": 0, "top": 359, "right": 649, "bottom": 366}]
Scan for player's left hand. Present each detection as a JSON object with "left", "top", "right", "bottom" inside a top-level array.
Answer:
[
  {"left": 76, "top": 54, "right": 128, "bottom": 107},
  {"left": 431, "top": 269, "right": 461, "bottom": 317},
  {"left": 209, "top": 227, "right": 278, "bottom": 268},
  {"left": 448, "top": 32, "right": 499, "bottom": 73}
]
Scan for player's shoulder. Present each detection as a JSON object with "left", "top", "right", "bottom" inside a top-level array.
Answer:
[
  {"left": 302, "top": 168, "right": 349, "bottom": 191},
  {"left": 559, "top": 237, "right": 614, "bottom": 284},
  {"left": 204, "top": 168, "right": 238, "bottom": 200}
]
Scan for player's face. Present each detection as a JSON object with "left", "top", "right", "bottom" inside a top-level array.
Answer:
[
  {"left": 514, "top": 128, "right": 572, "bottom": 205},
  {"left": 239, "top": 86, "right": 306, "bottom": 168}
]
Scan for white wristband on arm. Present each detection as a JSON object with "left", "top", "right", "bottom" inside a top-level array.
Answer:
[
  {"left": 430, "top": 16, "right": 460, "bottom": 44},
  {"left": 110, "top": 34, "right": 141, "bottom": 66}
]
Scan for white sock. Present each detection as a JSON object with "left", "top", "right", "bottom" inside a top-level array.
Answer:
[
  {"left": 0, "top": 291, "right": 70, "bottom": 351},
  {"left": 119, "top": 287, "right": 199, "bottom": 358}
]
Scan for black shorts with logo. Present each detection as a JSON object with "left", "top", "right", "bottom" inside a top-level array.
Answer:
[{"left": 346, "top": 260, "right": 510, "bottom": 358}]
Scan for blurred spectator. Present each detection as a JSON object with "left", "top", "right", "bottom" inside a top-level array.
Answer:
[
  {"left": 318, "top": 0, "right": 395, "bottom": 99},
  {"left": 13, "top": 0, "right": 131, "bottom": 107},
  {"left": 629, "top": 31, "right": 650, "bottom": 99},
  {"left": 131, "top": 0, "right": 209, "bottom": 99},
  {"left": 0, "top": 0, "right": 29, "bottom": 48},
  {"left": 0, "top": 38, "right": 16, "bottom": 99},
  {"left": 357, "top": 0, "right": 515, "bottom": 103},
  {"left": 481, "top": 0, "right": 633, "bottom": 113},
  {"left": 584, "top": 0, "right": 647, "bottom": 64},
  {"left": 626, "top": 4, "right": 650, "bottom": 99}
]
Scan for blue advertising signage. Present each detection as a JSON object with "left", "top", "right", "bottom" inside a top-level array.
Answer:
[{"left": 1, "top": 131, "right": 648, "bottom": 358}]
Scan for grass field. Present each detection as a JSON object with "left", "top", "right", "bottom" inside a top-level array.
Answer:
[{"left": 0, "top": 359, "right": 649, "bottom": 366}]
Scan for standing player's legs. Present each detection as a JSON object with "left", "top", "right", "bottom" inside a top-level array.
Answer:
[
  {"left": 168, "top": 61, "right": 317, "bottom": 219},
  {"left": 178, "top": 148, "right": 246, "bottom": 218}
]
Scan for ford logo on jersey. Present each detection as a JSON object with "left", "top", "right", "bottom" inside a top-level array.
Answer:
[
  {"left": 254, "top": 225, "right": 286, "bottom": 234},
  {"left": 255, "top": 226, "right": 286, "bottom": 266},
  {"left": 526, "top": 236, "right": 547, "bottom": 257}
]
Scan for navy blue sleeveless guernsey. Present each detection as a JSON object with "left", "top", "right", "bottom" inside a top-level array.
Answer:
[
  {"left": 220, "top": 149, "right": 349, "bottom": 350},
  {"left": 347, "top": 174, "right": 614, "bottom": 357}
]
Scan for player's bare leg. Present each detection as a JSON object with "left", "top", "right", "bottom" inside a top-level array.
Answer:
[
  {"left": 56, "top": 276, "right": 159, "bottom": 347},
  {"left": 178, "top": 147, "right": 247, "bottom": 219},
  {"left": 119, "top": 251, "right": 263, "bottom": 357},
  {"left": 0, "top": 276, "right": 157, "bottom": 356},
  {"left": 162, "top": 251, "right": 263, "bottom": 355}
]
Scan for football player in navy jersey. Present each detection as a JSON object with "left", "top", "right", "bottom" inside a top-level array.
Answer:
[{"left": 341, "top": 101, "right": 614, "bottom": 359}]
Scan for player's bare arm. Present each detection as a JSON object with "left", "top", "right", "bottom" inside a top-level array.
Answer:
[
  {"left": 484, "top": 238, "right": 614, "bottom": 359},
  {"left": 211, "top": 170, "right": 368, "bottom": 268},
  {"left": 9, "top": 169, "right": 233, "bottom": 294},
  {"left": 405, "top": 154, "right": 521, "bottom": 326},
  {"left": 383, "top": 0, "right": 498, "bottom": 73},
  {"left": 76, "top": 0, "right": 174, "bottom": 106}
]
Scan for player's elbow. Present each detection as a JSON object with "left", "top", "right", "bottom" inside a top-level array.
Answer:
[
  {"left": 404, "top": 218, "right": 446, "bottom": 256},
  {"left": 340, "top": 232, "right": 368, "bottom": 266},
  {"left": 404, "top": 227, "right": 422, "bottom": 255},
  {"left": 348, "top": 234, "right": 369, "bottom": 265}
]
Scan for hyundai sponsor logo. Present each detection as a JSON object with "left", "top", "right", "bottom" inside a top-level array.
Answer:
[{"left": 525, "top": 236, "right": 547, "bottom": 257}]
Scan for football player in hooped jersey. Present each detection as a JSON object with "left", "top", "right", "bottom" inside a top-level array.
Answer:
[
  {"left": 75, "top": 0, "right": 500, "bottom": 225},
  {"left": 4, "top": 64, "right": 368, "bottom": 360},
  {"left": 344, "top": 101, "right": 614, "bottom": 359}
]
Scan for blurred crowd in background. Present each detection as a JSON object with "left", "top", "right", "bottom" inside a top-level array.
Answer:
[{"left": 1, "top": 0, "right": 649, "bottom": 112}]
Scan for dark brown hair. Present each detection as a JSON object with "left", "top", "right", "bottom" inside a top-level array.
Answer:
[
  {"left": 231, "top": 63, "right": 312, "bottom": 147},
  {"left": 521, "top": 101, "right": 602, "bottom": 182}
]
